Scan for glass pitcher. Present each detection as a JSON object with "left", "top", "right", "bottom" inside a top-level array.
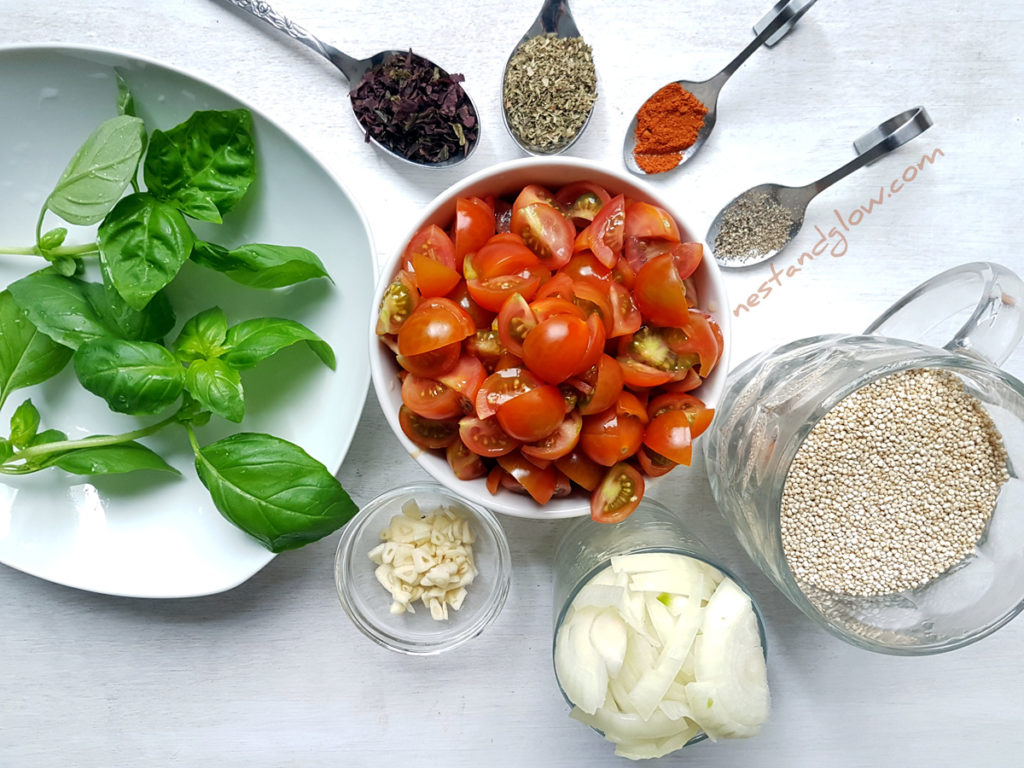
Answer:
[{"left": 704, "top": 262, "right": 1024, "bottom": 654}]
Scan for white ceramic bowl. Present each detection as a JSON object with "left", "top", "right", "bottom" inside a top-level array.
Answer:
[{"left": 369, "top": 157, "right": 730, "bottom": 519}]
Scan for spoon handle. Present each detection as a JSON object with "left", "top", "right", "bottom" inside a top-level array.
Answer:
[
  {"left": 806, "top": 107, "right": 934, "bottom": 195},
  {"left": 219, "top": 0, "right": 361, "bottom": 82},
  {"left": 712, "top": 0, "right": 817, "bottom": 87},
  {"left": 528, "top": 0, "right": 581, "bottom": 38}
]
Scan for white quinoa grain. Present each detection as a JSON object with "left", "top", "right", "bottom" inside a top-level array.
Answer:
[{"left": 779, "top": 368, "right": 1009, "bottom": 596}]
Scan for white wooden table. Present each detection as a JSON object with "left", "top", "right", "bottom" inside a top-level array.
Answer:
[{"left": 2, "top": 1, "right": 1023, "bottom": 765}]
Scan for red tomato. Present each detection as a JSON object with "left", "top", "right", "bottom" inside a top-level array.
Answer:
[
  {"left": 522, "top": 411, "right": 582, "bottom": 461},
  {"left": 496, "top": 384, "right": 566, "bottom": 442},
  {"left": 529, "top": 296, "right": 585, "bottom": 322},
  {"left": 534, "top": 272, "right": 576, "bottom": 302},
  {"left": 636, "top": 445, "right": 676, "bottom": 477},
  {"left": 618, "top": 358, "right": 674, "bottom": 388},
  {"left": 447, "top": 280, "right": 495, "bottom": 329},
  {"left": 496, "top": 293, "right": 537, "bottom": 358},
  {"left": 398, "top": 405, "right": 459, "bottom": 450},
  {"left": 576, "top": 314, "right": 607, "bottom": 375},
  {"left": 475, "top": 367, "right": 541, "bottom": 419},
  {"left": 511, "top": 202, "right": 575, "bottom": 268},
  {"left": 632, "top": 252, "right": 690, "bottom": 328},
  {"left": 438, "top": 355, "right": 487, "bottom": 404},
  {"left": 465, "top": 329, "right": 505, "bottom": 371},
  {"left": 397, "top": 297, "right": 475, "bottom": 357},
  {"left": 467, "top": 270, "right": 544, "bottom": 312},
  {"left": 608, "top": 282, "right": 642, "bottom": 337},
  {"left": 401, "top": 374, "right": 464, "bottom": 420},
  {"left": 576, "top": 354, "right": 624, "bottom": 416},
  {"left": 580, "top": 404, "right": 644, "bottom": 467},
  {"left": 411, "top": 252, "right": 460, "bottom": 298},
  {"left": 402, "top": 224, "right": 456, "bottom": 273},
  {"left": 574, "top": 194, "right": 625, "bottom": 268},
  {"left": 459, "top": 415, "right": 519, "bottom": 457},
  {"left": 618, "top": 326, "right": 698, "bottom": 382},
  {"left": 496, "top": 452, "right": 558, "bottom": 505},
  {"left": 512, "top": 184, "right": 556, "bottom": 216},
  {"left": 624, "top": 201, "right": 681, "bottom": 242},
  {"left": 470, "top": 235, "right": 539, "bottom": 279},
  {"left": 662, "top": 368, "right": 703, "bottom": 393},
  {"left": 454, "top": 197, "right": 494, "bottom": 268},
  {"left": 673, "top": 242, "right": 703, "bottom": 281},
  {"left": 376, "top": 270, "right": 420, "bottom": 335},
  {"left": 664, "top": 312, "right": 722, "bottom": 376},
  {"left": 446, "top": 438, "right": 487, "bottom": 480},
  {"left": 554, "top": 449, "right": 606, "bottom": 491},
  {"left": 591, "top": 462, "right": 645, "bottom": 523},
  {"left": 647, "top": 392, "right": 714, "bottom": 438},
  {"left": 397, "top": 342, "right": 460, "bottom": 378},
  {"left": 572, "top": 277, "right": 615, "bottom": 334},
  {"left": 555, "top": 182, "right": 612, "bottom": 227},
  {"left": 643, "top": 409, "right": 693, "bottom": 465},
  {"left": 522, "top": 314, "right": 592, "bottom": 384},
  {"left": 561, "top": 251, "right": 612, "bottom": 283}
]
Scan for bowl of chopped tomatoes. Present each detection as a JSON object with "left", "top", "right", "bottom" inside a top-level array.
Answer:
[{"left": 369, "top": 157, "right": 728, "bottom": 521}]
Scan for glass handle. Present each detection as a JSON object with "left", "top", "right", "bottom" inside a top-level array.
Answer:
[{"left": 865, "top": 261, "right": 1024, "bottom": 367}]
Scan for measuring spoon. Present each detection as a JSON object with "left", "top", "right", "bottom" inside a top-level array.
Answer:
[
  {"left": 219, "top": 0, "right": 479, "bottom": 167},
  {"left": 706, "top": 107, "right": 934, "bottom": 268},
  {"left": 624, "top": 0, "right": 817, "bottom": 175},
  {"left": 501, "top": 0, "right": 596, "bottom": 155}
]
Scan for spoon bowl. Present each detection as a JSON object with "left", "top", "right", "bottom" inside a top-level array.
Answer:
[
  {"left": 218, "top": 0, "right": 479, "bottom": 167},
  {"left": 501, "top": 0, "right": 597, "bottom": 156}
]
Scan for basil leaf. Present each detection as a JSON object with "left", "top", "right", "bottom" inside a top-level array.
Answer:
[
  {"left": 193, "top": 432, "right": 356, "bottom": 552},
  {"left": 73, "top": 338, "right": 184, "bottom": 415},
  {"left": 0, "top": 439, "right": 11, "bottom": 463},
  {"left": 174, "top": 307, "right": 228, "bottom": 363},
  {"left": 143, "top": 109, "right": 256, "bottom": 221},
  {"left": 191, "top": 241, "right": 330, "bottom": 288},
  {"left": 222, "top": 318, "right": 336, "bottom": 371},
  {"left": 30, "top": 428, "right": 67, "bottom": 447},
  {"left": 51, "top": 442, "right": 178, "bottom": 476},
  {"left": 9, "top": 399, "right": 40, "bottom": 449},
  {"left": 0, "top": 290, "right": 72, "bottom": 407},
  {"left": 114, "top": 70, "right": 136, "bottom": 117},
  {"left": 98, "top": 193, "right": 194, "bottom": 310},
  {"left": 7, "top": 272, "right": 173, "bottom": 350},
  {"left": 45, "top": 114, "right": 146, "bottom": 226},
  {"left": 186, "top": 358, "right": 244, "bottom": 423},
  {"left": 39, "top": 227, "right": 68, "bottom": 252}
]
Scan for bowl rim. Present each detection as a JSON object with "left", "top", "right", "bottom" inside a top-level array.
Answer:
[
  {"left": 334, "top": 482, "right": 512, "bottom": 655},
  {"left": 368, "top": 156, "right": 732, "bottom": 519}
]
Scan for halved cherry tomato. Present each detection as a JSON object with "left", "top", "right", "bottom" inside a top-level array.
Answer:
[
  {"left": 572, "top": 277, "right": 615, "bottom": 334},
  {"left": 522, "top": 410, "right": 582, "bottom": 462},
  {"left": 574, "top": 194, "right": 625, "bottom": 268},
  {"left": 576, "top": 314, "right": 606, "bottom": 375},
  {"left": 529, "top": 296, "right": 585, "bottom": 322},
  {"left": 561, "top": 251, "right": 611, "bottom": 283},
  {"left": 555, "top": 182, "right": 612, "bottom": 227},
  {"left": 475, "top": 367, "right": 541, "bottom": 419},
  {"left": 470, "top": 235, "right": 539, "bottom": 279},
  {"left": 576, "top": 354, "right": 624, "bottom": 416},
  {"left": 411, "top": 252, "right": 460, "bottom": 298},
  {"left": 636, "top": 445, "right": 676, "bottom": 477},
  {"left": 522, "top": 314, "right": 592, "bottom": 384},
  {"left": 608, "top": 282, "right": 642, "bottom": 337},
  {"left": 624, "top": 201, "right": 681, "bottom": 241},
  {"left": 467, "top": 269, "right": 544, "bottom": 312},
  {"left": 647, "top": 392, "right": 714, "bottom": 438},
  {"left": 397, "top": 341, "right": 460, "bottom": 378},
  {"left": 496, "top": 293, "right": 537, "bottom": 357},
  {"left": 580, "top": 403, "right": 644, "bottom": 467},
  {"left": 399, "top": 405, "right": 459, "bottom": 450},
  {"left": 447, "top": 280, "right": 495, "bottom": 328},
  {"left": 459, "top": 415, "right": 519, "bottom": 457},
  {"left": 618, "top": 326, "right": 699, "bottom": 381},
  {"left": 402, "top": 224, "right": 456, "bottom": 273},
  {"left": 376, "top": 270, "right": 419, "bottom": 335},
  {"left": 447, "top": 438, "right": 487, "bottom": 480},
  {"left": 496, "top": 384, "right": 565, "bottom": 442},
  {"left": 512, "top": 184, "right": 556, "bottom": 217},
  {"left": 591, "top": 462, "right": 644, "bottom": 523},
  {"left": 534, "top": 272, "right": 576, "bottom": 302},
  {"left": 552, "top": 472, "right": 573, "bottom": 497},
  {"left": 453, "top": 197, "right": 494, "bottom": 269},
  {"left": 496, "top": 452, "right": 558, "bottom": 505},
  {"left": 486, "top": 465, "right": 506, "bottom": 494},
  {"left": 465, "top": 329, "right": 505, "bottom": 371},
  {"left": 554, "top": 449, "right": 606, "bottom": 491},
  {"left": 618, "top": 358, "right": 674, "bottom": 388},
  {"left": 663, "top": 311, "right": 722, "bottom": 376},
  {"left": 662, "top": 368, "right": 703, "bottom": 393},
  {"left": 438, "top": 355, "right": 487, "bottom": 405},
  {"left": 673, "top": 242, "right": 703, "bottom": 281},
  {"left": 401, "top": 374, "right": 464, "bottom": 420},
  {"left": 643, "top": 409, "right": 693, "bottom": 465},
  {"left": 511, "top": 202, "right": 575, "bottom": 268},
  {"left": 397, "top": 298, "right": 475, "bottom": 357},
  {"left": 616, "top": 390, "right": 650, "bottom": 424},
  {"left": 632, "top": 252, "right": 690, "bottom": 328}
]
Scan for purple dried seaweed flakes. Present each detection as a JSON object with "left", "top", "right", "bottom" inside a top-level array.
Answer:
[{"left": 350, "top": 49, "right": 477, "bottom": 164}]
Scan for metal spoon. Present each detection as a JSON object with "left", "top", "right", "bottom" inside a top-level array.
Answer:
[
  {"left": 501, "top": 0, "right": 596, "bottom": 155},
  {"left": 624, "top": 0, "right": 817, "bottom": 175},
  {"left": 707, "top": 107, "right": 934, "bottom": 269},
  {"left": 217, "top": 0, "right": 479, "bottom": 167}
]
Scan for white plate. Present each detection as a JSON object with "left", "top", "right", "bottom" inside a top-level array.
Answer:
[{"left": 0, "top": 45, "right": 375, "bottom": 597}]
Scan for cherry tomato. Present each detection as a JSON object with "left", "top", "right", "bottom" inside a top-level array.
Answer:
[
  {"left": 572, "top": 277, "right": 615, "bottom": 334},
  {"left": 636, "top": 445, "right": 676, "bottom": 477},
  {"left": 618, "top": 358, "right": 674, "bottom": 388},
  {"left": 632, "top": 252, "right": 690, "bottom": 328},
  {"left": 555, "top": 182, "right": 612, "bottom": 227},
  {"left": 574, "top": 194, "right": 625, "bottom": 268},
  {"left": 608, "top": 282, "right": 642, "bottom": 337},
  {"left": 397, "top": 297, "right": 475, "bottom": 357},
  {"left": 580, "top": 403, "right": 644, "bottom": 467},
  {"left": 397, "top": 341, "right": 460, "bottom": 378},
  {"left": 576, "top": 354, "right": 624, "bottom": 416},
  {"left": 459, "top": 415, "right": 519, "bottom": 457},
  {"left": 534, "top": 272, "right": 576, "bottom": 302},
  {"left": 662, "top": 368, "right": 703, "bottom": 393},
  {"left": 401, "top": 374, "right": 464, "bottom": 420},
  {"left": 447, "top": 280, "right": 495, "bottom": 329},
  {"left": 624, "top": 201, "right": 681, "bottom": 241},
  {"left": 411, "top": 252, "right": 460, "bottom": 298},
  {"left": 512, "top": 184, "right": 556, "bottom": 216},
  {"left": 673, "top": 242, "right": 703, "bottom": 281},
  {"left": 663, "top": 312, "right": 722, "bottom": 376},
  {"left": 454, "top": 197, "right": 494, "bottom": 269},
  {"left": 511, "top": 202, "right": 575, "bottom": 268},
  {"left": 469, "top": 235, "right": 539, "bottom": 279},
  {"left": 376, "top": 270, "right": 419, "bottom": 335},
  {"left": 446, "top": 438, "right": 487, "bottom": 480},
  {"left": 438, "top": 355, "right": 487, "bottom": 405},
  {"left": 618, "top": 326, "right": 699, "bottom": 381},
  {"left": 522, "top": 410, "right": 582, "bottom": 462},
  {"left": 643, "top": 409, "right": 693, "bottom": 465},
  {"left": 561, "top": 251, "right": 612, "bottom": 284},
  {"left": 591, "top": 462, "right": 644, "bottom": 523},
  {"left": 647, "top": 392, "right": 714, "bottom": 438},
  {"left": 554, "top": 449, "right": 606, "bottom": 491},
  {"left": 529, "top": 296, "right": 586, "bottom": 322},
  {"left": 496, "top": 384, "right": 566, "bottom": 442},
  {"left": 467, "top": 269, "right": 544, "bottom": 313},
  {"left": 576, "top": 314, "right": 607, "bottom": 375},
  {"left": 402, "top": 224, "right": 456, "bottom": 273},
  {"left": 496, "top": 452, "right": 558, "bottom": 505},
  {"left": 475, "top": 367, "right": 541, "bottom": 419},
  {"left": 522, "top": 314, "right": 592, "bottom": 384},
  {"left": 399, "top": 405, "right": 459, "bottom": 450},
  {"left": 496, "top": 293, "right": 537, "bottom": 358}
]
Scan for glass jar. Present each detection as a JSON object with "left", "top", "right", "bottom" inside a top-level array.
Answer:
[{"left": 705, "top": 262, "right": 1024, "bottom": 654}]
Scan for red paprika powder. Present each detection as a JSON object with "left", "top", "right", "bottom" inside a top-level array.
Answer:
[{"left": 632, "top": 83, "right": 708, "bottom": 174}]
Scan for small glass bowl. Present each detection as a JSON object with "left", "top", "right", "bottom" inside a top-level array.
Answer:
[{"left": 335, "top": 483, "right": 512, "bottom": 655}]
